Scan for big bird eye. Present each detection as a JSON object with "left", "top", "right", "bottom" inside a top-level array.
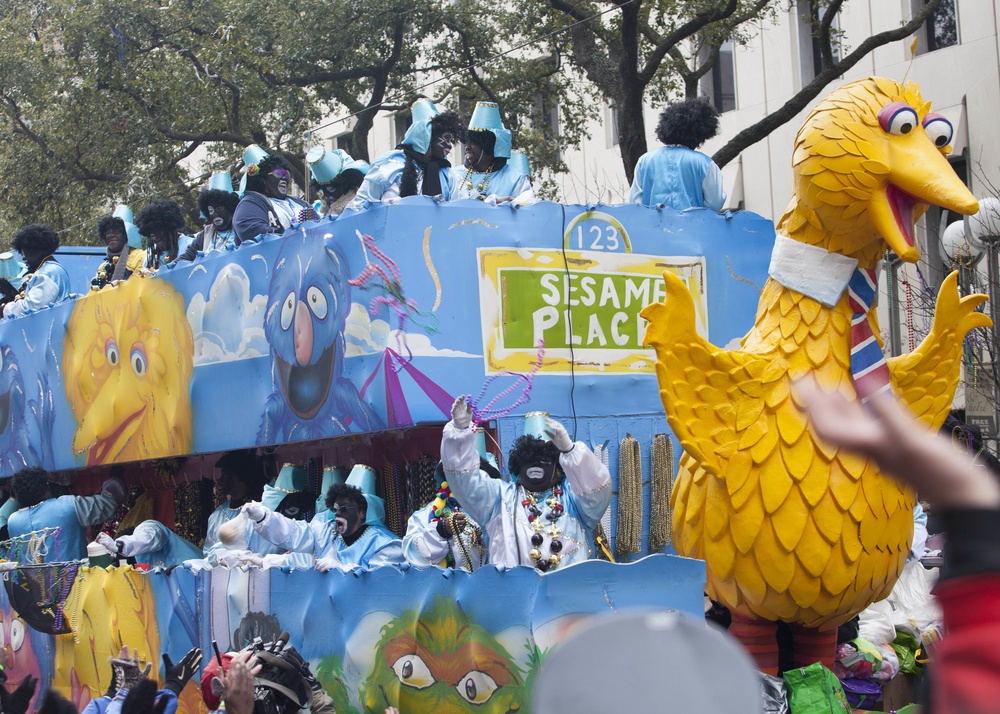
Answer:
[
  {"left": 391, "top": 655, "right": 433, "bottom": 689},
  {"left": 306, "top": 287, "right": 328, "bottom": 320},
  {"left": 280, "top": 292, "right": 296, "bottom": 331},
  {"left": 456, "top": 671, "right": 499, "bottom": 704},
  {"left": 878, "top": 102, "right": 918, "bottom": 135},
  {"left": 10, "top": 619, "right": 24, "bottom": 652},
  {"left": 0, "top": 620, "right": 7, "bottom": 649},
  {"left": 922, "top": 112, "right": 954, "bottom": 149},
  {"left": 130, "top": 345, "right": 147, "bottom": 377},
  {"left": 105, "top": 339, "right": 120, "bottom": 366}
]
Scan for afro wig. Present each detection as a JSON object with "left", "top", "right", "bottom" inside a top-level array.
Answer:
[
  {"left": 507, "top": 435, "right": 562, "bottom": 480},
  {"left": 654, "top": 98, "right": 720, "bottom": 150},
  {"left": 11, "top": 467, "right": 50, "bottom": 508},
  {"left": 197, "top": 188, "right": 240, "bottom": 218},
  {"left": 324, "top": 483, "right": 367, "bottom": 514},
  {"left": 244, "top": 155, "right": 291, "bottom": 195},
  {"left": 136, "top": 200, "right": 186, "bottom": 238},
  {"left": 11, "top": 224, "right": 59, "bottom": 257},
  {"left": 430, "top": 111, "right": 467, "bottom": 144},
  {"left": 97, "top": 216, "right": 127, "bottom": 244}
]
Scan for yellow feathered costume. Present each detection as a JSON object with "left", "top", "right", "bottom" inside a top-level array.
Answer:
[{"left": 642, "top": 77, "right": 989, "bottom": 669}]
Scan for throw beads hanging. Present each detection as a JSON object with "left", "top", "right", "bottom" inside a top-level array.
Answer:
[
  {"left": 649, "top": 434, "right": 674, "bottom": 553},
  {"left": 522, "top": 487, "right": 565, "bottom": 571},
  {"left": 616, "top": 435, "right": 643, "bottom": 557}
]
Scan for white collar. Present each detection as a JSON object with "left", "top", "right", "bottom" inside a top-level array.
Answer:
[{"left": 767, "top": 233, "right": 859, "bottom": 307}]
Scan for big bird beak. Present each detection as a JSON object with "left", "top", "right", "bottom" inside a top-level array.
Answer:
[
  {"left": 72, "top": 368, "right": 147, "bottom": 466},
  {"left": 869, "top": 130, "right": 978, "bottom": 263}
]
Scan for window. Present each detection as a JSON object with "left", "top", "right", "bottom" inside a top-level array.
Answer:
[
  {"left": 533, "top": 84, "right": 561, "bottom": 160},
  {"left": 923, "top": 0, "right": 958, "bottom": 52},
  {"left": 392, "top": 112, "right": 412, "bottom": 147},
  {"left": 606, "top": 102, "right": 620, "bottom": 147},
  {"left": 333, "top": 132, "right": 354, "bottom": 156},
  {"left": 710, "top": 40, "right": 735, "bottom": 113},
  {"left": 797, "top": 1, "right": 842, "bottom": 84}
]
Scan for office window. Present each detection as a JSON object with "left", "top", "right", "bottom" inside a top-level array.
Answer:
[
  {"left": 924, "top": 0, "right": 958, "bottom": 52},
  {"left": 798, "top": 1, "right": 843, "bottom": 83},
  {"left": 334, "top": 132, "right": 354, "bottom": 156},
  {"left": 607, "top": 102, "right": 620, "bottom": 147},
  {"left": 392, "top": 112, "right": 412, "bottom": 147},
  {"left": 711, "top": 40, "right": 736, "bottom": 113}
]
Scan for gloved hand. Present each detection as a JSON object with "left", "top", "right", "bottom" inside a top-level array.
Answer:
[
  {"left": 314, "top": 556, "right": 346, "bottom": 573},
  {"left": 101, "top": 477, "right": 126, "bottom": 504},
  {"left": 163, "top": 647, "right": 203, "bottom": 695},
  {"left": 120, "top": 679, "right": 168, "bottom": 714},
  {"left": 241, "top": 501, "right": 267, "bottom": 524},
  {"left": 451, "top": 396, "right": 472, "bottom": 430},
  {"left": 97, "top": 532, "right": 124, "bottom": 558},
  {"left": 215, "top": 550, "right": 245, "bottom": 568},
  {"left": 544, "top": 417, "right": 575, "bottom": 453},
  {"left": 110, "top": 646, "right": 151, "bottom": 691},
  {"left": 237, "top": 552, "right": 264, "bottom": 568},
  {"left": 0, "top": 674, "right": 37, "bottom": 714}
]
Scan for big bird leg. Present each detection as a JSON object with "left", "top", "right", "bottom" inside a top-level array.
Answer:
[
  {"left": 788, "top": 623, "right": 838, "bottom": 671},
  {"left": 728, "top": 613, "right": 779, "bottom": 675}
]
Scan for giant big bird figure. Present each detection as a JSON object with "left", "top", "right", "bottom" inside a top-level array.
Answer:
[
  {"left": 63, "top": 277, "right": 194, "bottom": 465},
  {"left": 642, "top": 77, "right": 989, "bottom": 671}
]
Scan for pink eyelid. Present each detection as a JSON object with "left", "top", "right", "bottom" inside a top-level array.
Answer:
[{"left": 877, "top": 101, "right": 916, "bottom": 132}]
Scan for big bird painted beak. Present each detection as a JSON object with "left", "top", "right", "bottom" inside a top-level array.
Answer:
[{"left": 868, "top": 106, "right": 978, "bottom": 262}]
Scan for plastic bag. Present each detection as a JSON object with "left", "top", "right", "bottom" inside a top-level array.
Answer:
[
  {"left": 783, "top": 663, "right": 852, "bottom": 713},
  {"left": 833, "top": 637, "right": 898, "bottom": 682},
  {"left": 840, "top": 677, "right": 881, "bottom": 709},
  {"left": 759, "top": 672, "right": 789, "bottom": 714},
  {"left": 886, "top": 561, "right": 941, "bottom": 640},
  {"left": 858, "top": 599, "right": 896, "bottom": 646},
  {"left": 892, "top": 631, "right": 924, "bottom": 676}
]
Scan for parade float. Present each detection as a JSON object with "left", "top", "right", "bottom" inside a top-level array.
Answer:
[{"left": 0, "top": 194, "right": 774, "bottom": 711}]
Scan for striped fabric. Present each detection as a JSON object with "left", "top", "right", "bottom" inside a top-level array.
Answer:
[{"left": 846, "top": 268, "right": 891, "bottom": 402}]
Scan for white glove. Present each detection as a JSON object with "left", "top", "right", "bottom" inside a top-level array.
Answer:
[
  {"left": 241, "top": 501, "right": 268, "bottom": 524},
  {"left": 451, "top": 396, "right": 472, "bottom": 430},
  {"left": 215, "top": 550, "right": 244, "bottom": 568},
  {"left": 545, "top": 417, "right": 575, "bottom": 453},
  {"left": 315, "top": 556, "right": 348, "bottom": 573},
  {"left": 101, "top": 477, "right": 126, "bottom": 504},
  {"left": 96, "top": 532, "right": 123, "bottom": 557},
  {"left": 237, "top": 552, "right": 264, "bottom": 568}
]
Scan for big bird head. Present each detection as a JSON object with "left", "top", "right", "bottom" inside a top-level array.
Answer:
[
  {"left": 62, "top": 278, "right": 194, "bottom": 466},
  {"left": 777, "top": 76, "right": 978, "bottom": 266}
]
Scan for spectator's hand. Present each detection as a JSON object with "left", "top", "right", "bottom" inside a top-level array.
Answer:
[
  {"left": 795, "top": 379, "right": 1000, "bottom": 510},
  {"left": 121, "top": 679, "right": 167, "bottom": 714},
  {"left": 110, "top": 645, "right": 151, "bottom": 691},
  {"left": 1, "top": 674, "right": 37, "bottom": 714},
  {"left": 163, "top": 647, "right": 203, "bottom": 695},
  {"left": 220, "top": 658, "right": 255, "bottom": 714},
  {"left": 451, "top": 396, "right": 472, "bottom": 430},
  {"left": 544, "top": 418, "right": 574, "bottom": 453},
  {"left": 241, "top": 502, "right": 267, "bottom": 523},
  {"left": 36, "top": 689, "right": 73, "bottom": 714},
  {"left": 386, "top": 707, "right": 401, "bottom": 714}
]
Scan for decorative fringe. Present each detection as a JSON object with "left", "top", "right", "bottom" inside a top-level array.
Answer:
[
  {"left": 407, "top": 457, "right": 438, "bottom": 514},
  {"left": 616, "top": 435, "right": 642, "bottom": 557},
  {"left": 381, "top": 462, "right": 406, "bottom": 537},
  {"left": 649, "top": 434, "right": 674, "bottom": 552},
  {"left": 172, "top": 482, "right": 201, "bottom": 545}
]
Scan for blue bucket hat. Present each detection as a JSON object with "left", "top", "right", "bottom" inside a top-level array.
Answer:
[
  {"left": 401, "top": 98, "right": 441, "bottom": 154},
  {"left": 306, "top": 146, "right": 344, "bottom": 184},
  {"left": 209, "top": 171, "right": 235, "bottom": 193},
  {"left": 508, "top": 151, "right": 531, "bottom": 178},
  {"left": 468, "top": 102, "right": 512, "bottom": 159},
  {"left": 112, "top": 205, "right": 144, "bottom": 250},
  {"left": 346, "top": 464, "right": 386, "bottom": 526}
]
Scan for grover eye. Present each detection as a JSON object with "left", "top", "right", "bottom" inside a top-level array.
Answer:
[
  {"left": 306, "top": 286, "right": 328, "bottom": 320},
  {"left": 130, "top": 344, "right": 147, "bottom": 377},
  {"left": 922, "top": 112, "right": 953, "bottom": 149},
  {"left": 391, "top": 655, "right": 433, "bottom": 690},
  {"left": 10, "top": 619, "right": 24, "bottom": 652},
  {"left": 878, "top": 102, "right": 918, "bottom": 135},
  {"left": 456, "top": 671, "right": 499, "bottom": 704},
  {"left": 279, "top": 292, "right": 296, "bottom": 331},
  {"left": 105, "top": 339, "right": 120, "bottom": 367}
]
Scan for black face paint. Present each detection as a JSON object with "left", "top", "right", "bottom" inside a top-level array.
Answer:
[
  {"left": 519, "top": 458, "right": 560, "bottom": 493},
  {"left": 332, "top": 502, "right": 363, "bottom": 537}
]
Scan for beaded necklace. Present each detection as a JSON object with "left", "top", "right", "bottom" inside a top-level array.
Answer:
[
  {"left": 461, "top": 163, "right": 495, "bottom": 197},
  {"left": 18, "top": 255, "right": 54, "bottom": 298},
  {"left": 430, "top": 482, "right": 485, "bottom": 569},
  {"left": 521, "top": 486, "right": 565, "bottom": 571}
]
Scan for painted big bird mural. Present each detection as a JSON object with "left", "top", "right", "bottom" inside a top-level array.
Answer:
[
  {"left": 63, "top": 278, "right": 194, "bottom": 465},
  {"left": 642, "top": 77, "right": 989, "bottom": 671}
]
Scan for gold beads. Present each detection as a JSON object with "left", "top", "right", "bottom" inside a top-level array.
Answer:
[{"left": 529, "top": 548, "right": 542, "bottom": 561}]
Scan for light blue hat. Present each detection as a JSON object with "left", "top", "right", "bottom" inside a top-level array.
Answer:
[
  {"left": 112, "top": 205, "right": 144, "bottom": 250},
  {"left": 209, "top": 171, "right": 235, "bottom": 193},
  {"left": 401, "top": 98, "right": 440, "bottom": 154},
  {"left": 243, "top": 144, "right": 269, "bottom": 168},
  {"left": 0, "top": 252, "right": 26, "bottom": 281},
  {"left": 469, "top": 101, "right": 512, "bottom": 159},
  {"left": 306, "top": 146, "right": 344, "bottom": 184},
  {"left": 508, "top": 151, "right": 531, "bottom": 178},
  {"left": 261, "top": 463, "right": 307, "bottom": 510},
  {"left": 344, "top": 157, "right": 371, "bottom": 175},
  {"left": 524, "top": 411, "right": 550, "bottom": 441},
  {"left": 346, "top": 464, "right": 386, "bottom": 526},
  {"left": 317, "top": 465, "right": 348, "bottom": 515}
]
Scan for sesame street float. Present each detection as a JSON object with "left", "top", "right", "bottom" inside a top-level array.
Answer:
[{"left": 0, "top": 76, "right": 976, "bottom": 712}]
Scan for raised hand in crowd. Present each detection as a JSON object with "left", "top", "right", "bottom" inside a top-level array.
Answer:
[
  {"left": 163, "top": 647, "right": 203, "bottom": 694},
  {"left": 0, "top": 674, "right": 38, "bottom": 714},
  {"left": 219, "top": 655, "right": 258, "bottom": 714},
  {"left": 121, "top": 679, "right": 168, "bottom": 714}
]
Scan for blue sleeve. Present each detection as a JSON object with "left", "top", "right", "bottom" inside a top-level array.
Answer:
[
  {"left": 629, "top": 154, "right": 647, "bottom": 205},
  {"left": 701, "top": 157, "right": 726, "bottom": 212},
  {"left": 72, "top": 493, "right": 120, "bottom": 526},
  {"left": 233, "top": 196, "right": 276, "bottom": 246}
]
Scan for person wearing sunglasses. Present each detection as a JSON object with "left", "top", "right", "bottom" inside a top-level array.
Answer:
[
  {"left": 234, "top": 155, "right": 314, "bottom": 246},
  {"left": 241, "top": 483, "right": 402, "bottom": 571}
]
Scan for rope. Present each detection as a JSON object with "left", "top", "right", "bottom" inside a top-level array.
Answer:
[
  {"left": 649, "top": 434, "right": 674, "bottom": 552},
  {"left": 615, "top": 435, "right": 642, "bottom": 557}
]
